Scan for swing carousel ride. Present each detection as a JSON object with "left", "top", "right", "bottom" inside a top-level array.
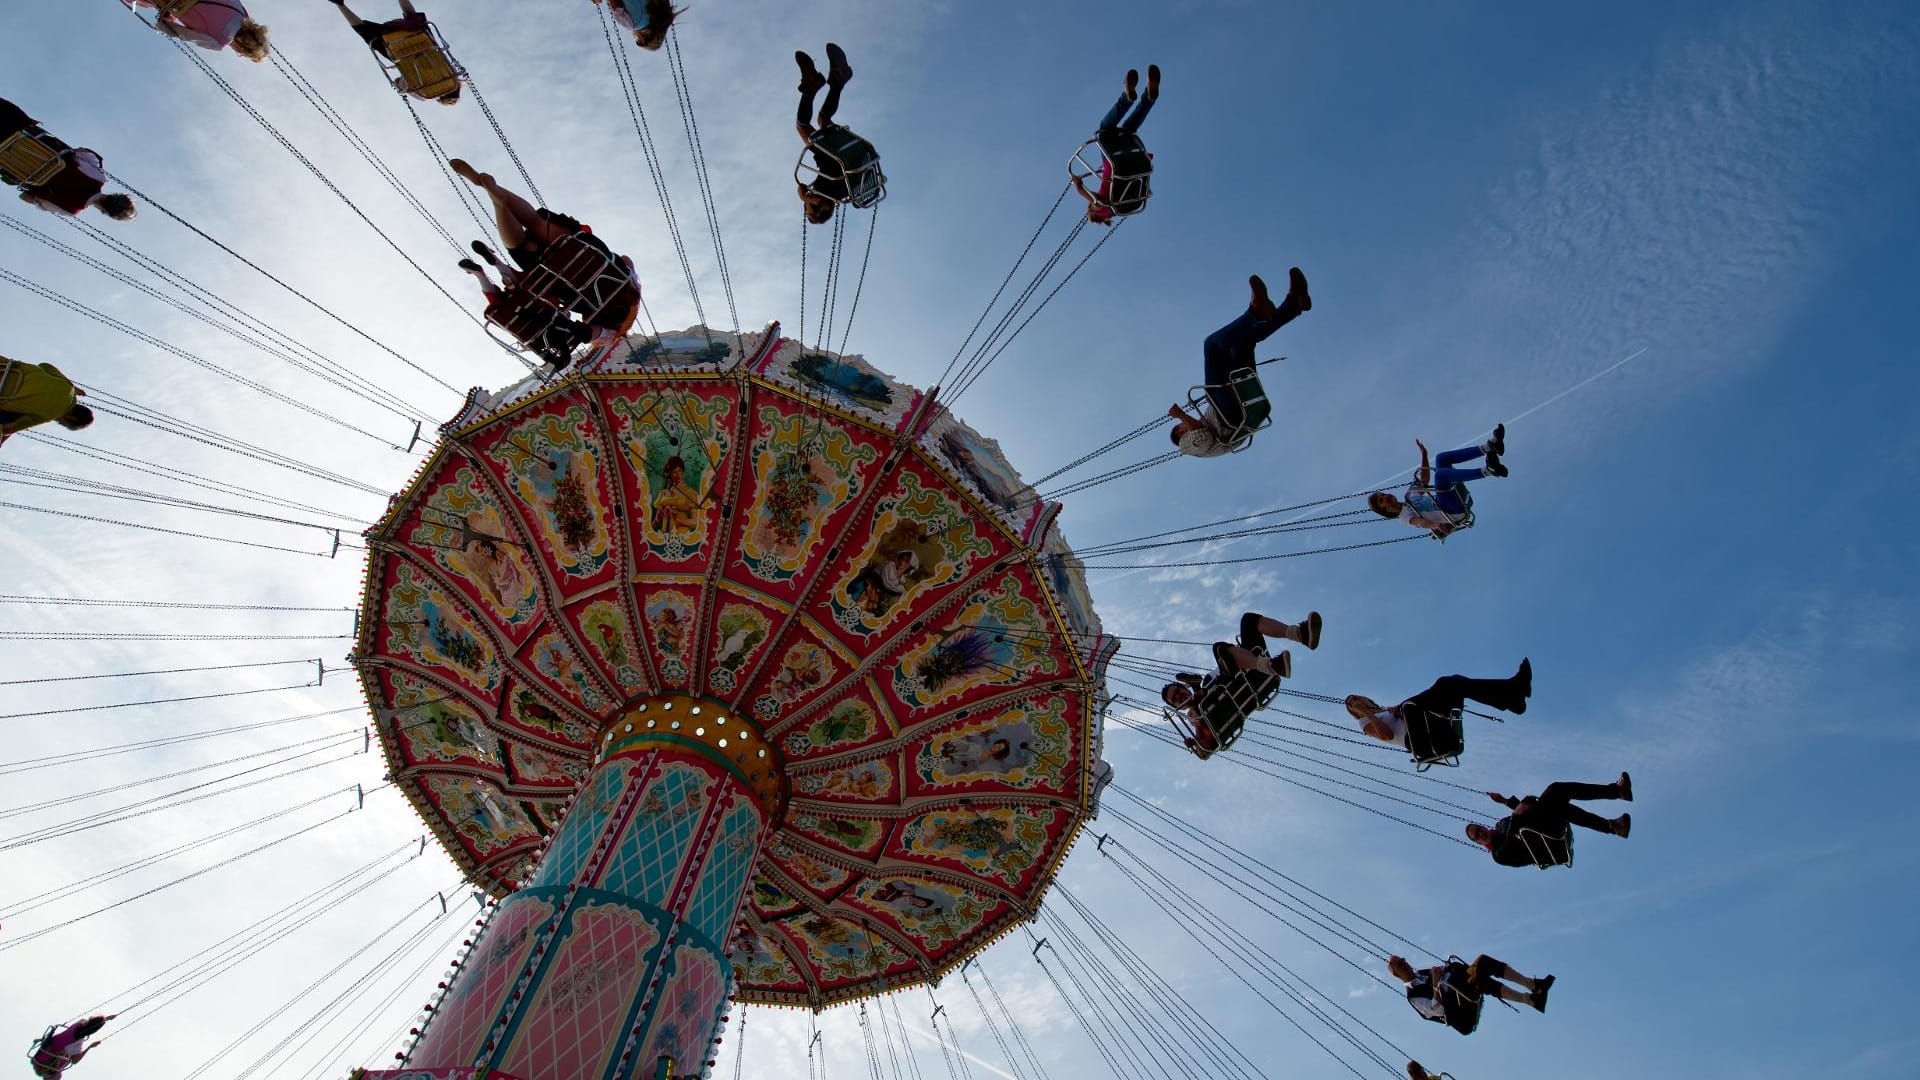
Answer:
[{"left": 0, "top": 1, "right": 1672, "bottom": 1078}]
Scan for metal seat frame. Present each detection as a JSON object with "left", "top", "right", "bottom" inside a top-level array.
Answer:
[
  {"left": 1433, "top": 956, "right": 1486, "bottom": 1034},
  {"left": 1164, "top": 664, "right": 1282, "bottom": 759},
  {"left": 0, "top": 130, "right": 65, "bottom": 189},
  {"left": 378, "top": 22, "right": 464, "bottom": 101},
  {"left": 1404, "top": 704, "right": 1466, "bottom": 771},
  {"left": 795, "top": 128, "right": 885, "bottom": 209},
  {"left": 1068, "top": 130, "right": 1153, "bottom": 218},
  {"left": 1517, "top": 825, "right": 1574, "bottom": 869},
  {"left": 1184, "top": 365, "right": 1274, "bottom": 453},
  {"left": 483, "top": 233, "right": 636, "bottom": 369},
  {"left": 27, "top": 1024, "right": 80, "bottom": 1077},
  {"left": 1404, "top": 481, "right": 1476, "bottom": 532}
]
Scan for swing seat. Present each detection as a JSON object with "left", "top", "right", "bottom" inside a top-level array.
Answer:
[
  {"left": 0, "top": 130, "right": 64, "bottom": 188},
  {"left": 523, "top": 232, "right": 638, "bottom": 328},
  {"left": 1184, "top": 367, "right": 1273, "bottom": 453},
  {"left": 1404, "top": 482, "right": 1475, "bottom": 532},
  {"left": 28, "top": 1026, "right": 77, "bottom": 1075},
  {"left": 1404, "top": 705, "right": 1465, "bottom": 771},
  {"left": 485, "top": 233, "right": 635, "bottom": 368},
  {"left": 155, "top": 0, "right": 205, "bottom": 16},
  {"left": 484, "top": 291, "right": 591, "bottom": 370},
  {"left": 381, "top": 24, "right": 463, "bottom": 101},
  {"left": 1068, "top": 131, "right": 1153, "bottom": 217},
  {"left": 1435, "top": 958, "right": 1485, "bottom": 1035},
  {"left": 1517, "top": 825, "right": 1573, "bottom": 869},
  {"left": 1165, "top": 664, "right": 1282, "bottom": 759},
  {"left": 796, "top": 127, "right": 885, "bottom": 208}
]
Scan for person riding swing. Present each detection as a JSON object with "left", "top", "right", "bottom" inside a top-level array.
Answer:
[
  {"left": 589, "top": 0, "right": 682, "bottom": 51},
  {"left": 794, "top": 44, "right": 884, "bottom": 223},
  {"left": 1388, "top": 955, "right": 1553, "bottom": 1035},
  {"left": 123, "top": 0, "right": 271, "bottom": 61},
  {"left": 1, "top": 355, "right": 96, "bottom": 450},
  {"left": 1071, "top": 65, "right": 1160, "bottom": 223},
  {"left": 1467, "top": 772, "right": 1634, "bottom": 868},
  {"left": 450, "top": 159, "right": 638, "bottom": 369},
  {"left": 29, "top": 1015, "right": 115, "bottom": 1080},
  {"left": 326, "top": 0, "right": 462, "bottom": 104},
  {"left": 1343, "top": 658, "right": 1531, "bottom": 769},
  {"left": 1168, "top": 270, "right": 1312, "bottom": 457},
  {"left": 1369, "top": 425, "right": 1508, "bottom": 538},
  {"left": 0, "top": 99, "right": 136, "bottom": 222},
  {"left": 1161, "top": 611, "right": 1322, "bottom": 758}
]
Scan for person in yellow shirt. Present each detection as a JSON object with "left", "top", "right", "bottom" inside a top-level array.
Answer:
[{"left": 0, "top": 358, "right": 94, "bottom": 448}]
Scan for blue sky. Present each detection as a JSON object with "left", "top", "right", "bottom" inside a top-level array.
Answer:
[{"left": 2, "top": 1, "right": 1917, "bottom": 1078}]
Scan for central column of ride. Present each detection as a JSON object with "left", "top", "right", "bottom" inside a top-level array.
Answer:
[{"left": 401, "top": 695, "right": 783, "bottom": 1080}]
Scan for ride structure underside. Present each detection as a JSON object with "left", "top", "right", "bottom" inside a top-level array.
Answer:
[{"left": 352, "top": 325, "right": 1115, "bottom": 1080}]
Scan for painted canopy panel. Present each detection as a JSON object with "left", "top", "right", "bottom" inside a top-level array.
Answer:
[{"left": 358, "top": 325, "right": 1112, "bottom": 1006}]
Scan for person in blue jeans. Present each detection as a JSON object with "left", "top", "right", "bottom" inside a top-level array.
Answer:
[
  {"left": 1168, "top": 269, "right": 1313, "bottom": 457},
  {"left": 1072, "top": 65, "right": 1159, "bottom": 224},
  {"left": 1368, "top": 425, "right": 1507, "bottom": 536}
]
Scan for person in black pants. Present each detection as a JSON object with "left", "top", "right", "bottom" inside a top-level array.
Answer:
[
  {"left": 1344, "top": 658, "right": 1532, "bottom": 747},
  {"left": 1161, "top": 610, "right": 1321, "bottom": 757},
  {"left": 1388, "top": 954, "right": 1554, "bottom": 1033},
  {"left": 795, "top": 43, "right": 860, "bottom": 224},
  {"left": 1168, "top": 270, "right": 1313, "bottom": 457},
  {"left": 1468, "top": 772, "right": 1633, "bottom": 867}
]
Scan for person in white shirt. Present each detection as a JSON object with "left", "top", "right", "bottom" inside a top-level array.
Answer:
[
  {"left": 125, "top": 0, "right": 271, "bottom": 62},
  {"left": 1168, "top": 269, "right": 1311, "bottom": 457},
  {"left": 1344, "top": 658, "right": 1532, "bottom": 748},
  {"left": 1389, "top": 954, "right": 1552, "bottom": 1035},
  {"left": 1367, "top": 427, "right": 1508, "bottom": 537}
]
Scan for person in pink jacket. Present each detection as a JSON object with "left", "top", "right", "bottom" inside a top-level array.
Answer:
[
  {"left": 30, "top": 1016, "right": 114, "bottom": 1080},
  {"left": 124, "top": 0, "right": 271, "bottom": 62}
]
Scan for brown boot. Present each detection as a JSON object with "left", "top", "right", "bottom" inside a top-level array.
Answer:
[
  {"left": 1249, "top": 274, "right": 1276, "bottom": 319},
  {"left": 1616, "top": 771, "right": 1633, "bottom": 802},
  {"left": 795, "top": 51, "right": 826, "bottom": 94},
  {"left": 1287, "top": 266, "right": 1312, "bottom": 313},
  {"left": 1611, "top": 813, "right": 1631, "bottom": 838}
]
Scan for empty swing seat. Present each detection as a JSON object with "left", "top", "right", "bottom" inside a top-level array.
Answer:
[
  {"left": 0, "top": 130, "right": 64, "bottom": 188},
  {"left": 382, "top": 26, "right": 462, "bottom": 100},
  {"left": 798, "top": 127, "right": 885, "bottom": 208}
]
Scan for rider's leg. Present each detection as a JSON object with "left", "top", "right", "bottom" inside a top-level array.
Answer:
[
  {"left": 1121, "top": 65, "right": 1159, "bottom": 131},
  {"left": 796, "top": 51, "right": 824, "bottom": 138},
  {"left": 818, "top": 43, "right": 851, "bottom": 127},
  {"left": 1097, "top": 69, "right": 1135, "bottom": 131},
  {"left": 1200, "top": 310, "right": 1258, "bottom": 429}
]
